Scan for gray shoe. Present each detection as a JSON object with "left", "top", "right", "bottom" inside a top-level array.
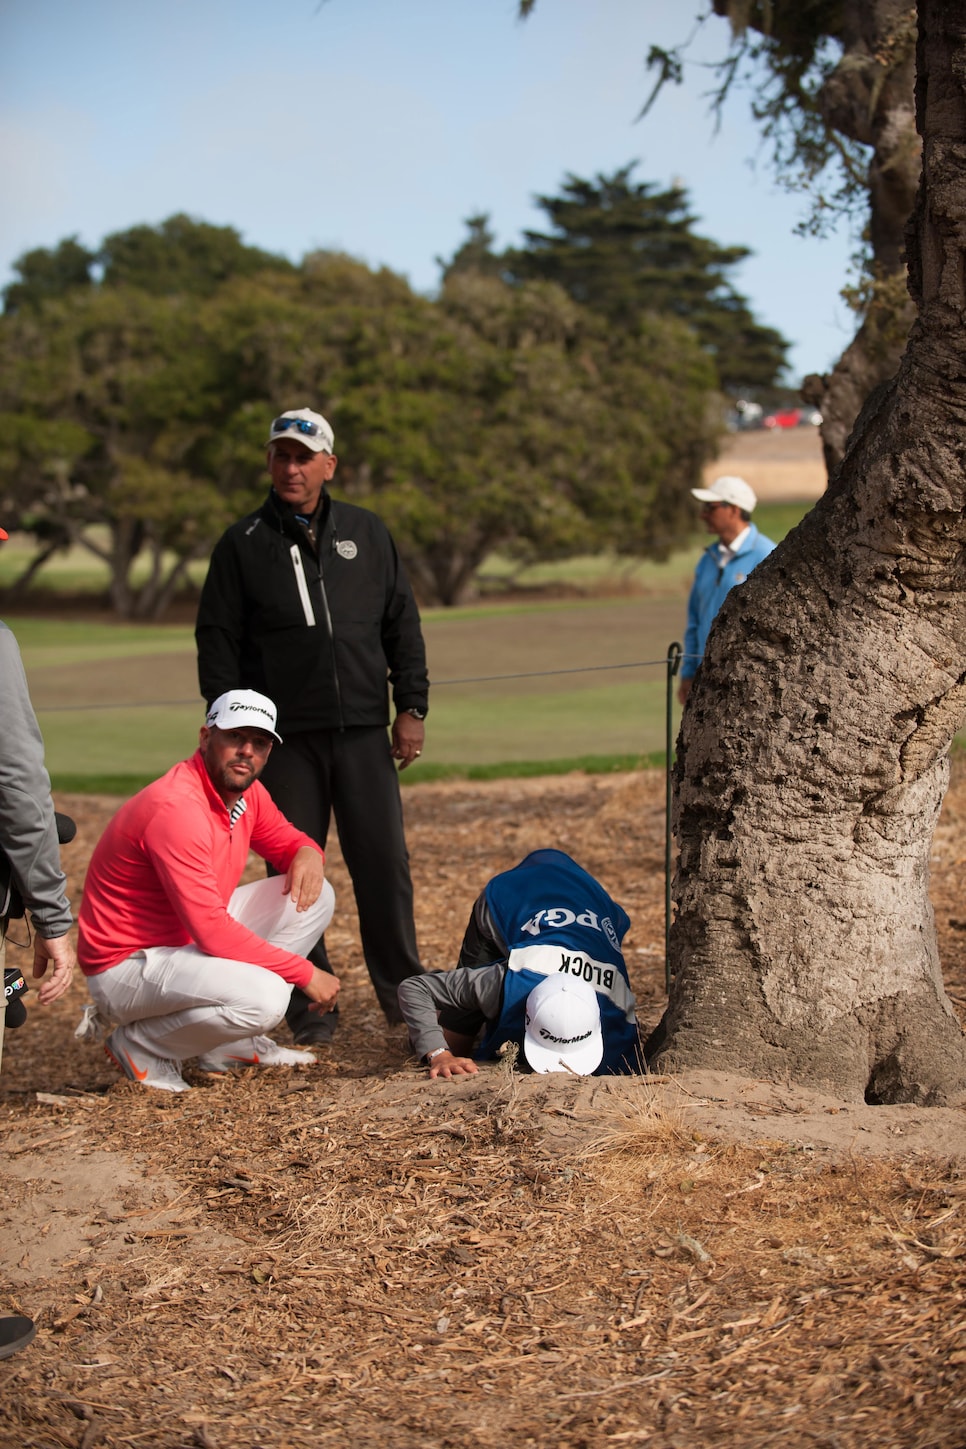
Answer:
[{"left": 104, "top": 1025, "right": 190, "bottom": 1092}]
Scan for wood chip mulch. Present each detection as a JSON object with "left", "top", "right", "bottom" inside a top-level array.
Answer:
[{"left": 1, "top": 768, "right": 965, "bottom": 1448}]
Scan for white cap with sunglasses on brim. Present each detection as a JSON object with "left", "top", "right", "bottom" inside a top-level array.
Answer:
[
  {"left": 523, "top": 974, "right": 604, "bottom": 1075},
  {"left": 690, "top": 475, "right": 757, "bottom": 513},
  {"left": 205, "top": 690, "right": 283, "bottom": 743},
  {"left": 267, "top": 408, "right": 334, "bottom": 455}
]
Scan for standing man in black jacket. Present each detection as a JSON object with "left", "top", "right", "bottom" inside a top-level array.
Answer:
[{"left": 196, "top": 408, "right": 429, "bottom": 1042}]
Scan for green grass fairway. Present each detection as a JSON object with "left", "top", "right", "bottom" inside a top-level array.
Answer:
[
  {"left": 6, "top": 502, "right": 817, "bottom": 789},
  {"left": 10, "top": 597, "right": 686, "bottom": 788}
]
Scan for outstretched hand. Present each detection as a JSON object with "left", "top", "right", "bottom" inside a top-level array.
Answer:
[{"left": 427, "top": 1050, "right": 478, "bottom": 1081}]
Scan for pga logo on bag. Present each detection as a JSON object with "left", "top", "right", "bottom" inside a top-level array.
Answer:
[{"left": 521, "top": 906, "right": 619, "bottom": 950}]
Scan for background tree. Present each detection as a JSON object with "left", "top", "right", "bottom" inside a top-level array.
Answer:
[
  {"left": 436, "top": 212, "right": 505, "bottom": 282},
  {"left": 520, "top": 1, "right": 921, "bottom": 472},
  {"left": 501, "top": 166, "right": 789, "bottom": 398},
  {"left": 0, "top": 232, "right": 722, "bottom": 612},
  {"left": 649, "top": 0, "right": 966, "bottom": 1106},
  {"left": 2, "top": 236, "right": 95, "bottom": 314},
  {"left": 96, "top": 214, "right": 292, "bottom": 295},
  {"left": 290, "top": 256, "right": 720, "bottom": 604},
  {"left": 0, "top": 282, "right": 272, "bottom": 617},
  {"left": 1, "top": 215, "right": 290, "bottom": 314}
]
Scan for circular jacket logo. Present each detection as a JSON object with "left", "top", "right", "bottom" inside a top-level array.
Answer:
[
  {"left": 602, "top": 916, "right": 620, "bottom": 951},
  {"left": 336, "top": 540, "right": 358, "bottom": 560}
]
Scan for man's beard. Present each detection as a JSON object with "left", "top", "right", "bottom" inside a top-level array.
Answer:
[{"left": 220, "top": 762, "right": 257, "bottom": 793}]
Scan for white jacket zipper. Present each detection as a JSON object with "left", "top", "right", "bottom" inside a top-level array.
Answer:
[{"left": 290, "top": 545, "right": 316, "bottom": 626}]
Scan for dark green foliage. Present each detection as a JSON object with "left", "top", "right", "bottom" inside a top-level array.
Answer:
[
  {"left": 3, "top": 237, "right": 95, "bottom": 314},
  {"left": 0, "top": 217, "right": 722, "bottom": 614},
  {"left": 97, "top": 214, "right": 293, "bottom": 295},
  {"left": 437, "top": 213, "right": 505, "bottom": 283},
  {"left": 3, "top": 215, "right": 291, "bottom": 315},
  {"left": 501, "top": 166, "right": 789, "bottom": 395}
]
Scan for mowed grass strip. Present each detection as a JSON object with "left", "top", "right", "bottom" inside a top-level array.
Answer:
[
  {"left": 12, "top": 599, "right": 684, "bottom": 786},
  {"left": 9, "top": 502, "right": 817, "bottom": 789}
]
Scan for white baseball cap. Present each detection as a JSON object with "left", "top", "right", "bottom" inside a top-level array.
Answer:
[
  {"left": 523, "top": 974, "right": 603, "bottom": 1075},
  {"left": 267, "top": 408, "right": 334, "bottom": 454},
  {"left": 205, "top": 690, "right": 282, "bottom": 743},
  {"left": 690, "top": 475, "right": 757, "bottom": 513}
]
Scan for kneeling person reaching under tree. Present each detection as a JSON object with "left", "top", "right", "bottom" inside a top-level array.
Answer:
[
  {"left": 398, "top": 849, "right": 640, "bottom": 1079},
  {"left": 77, "top": 691, "right": 339, "bottom": 1093}
]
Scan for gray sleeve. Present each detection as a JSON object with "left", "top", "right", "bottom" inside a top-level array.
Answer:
[
  {"left": 397, "top": 963, "right": 506, "bottom": 1060},
  {"left": 0, "top": 625, "right": 72, "bottom": 937}
]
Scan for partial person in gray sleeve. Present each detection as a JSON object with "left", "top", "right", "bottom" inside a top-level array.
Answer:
[
  {"left": 0, "top": 524, "right": 76, "bottom": 1364},
  {"left": 0, "top": 585, "right": 76, "bottom": 1071}
]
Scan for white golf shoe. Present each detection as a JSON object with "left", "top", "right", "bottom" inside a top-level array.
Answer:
[{"left": 197, "top": 1035, "right": 318, "bottom": 1074}]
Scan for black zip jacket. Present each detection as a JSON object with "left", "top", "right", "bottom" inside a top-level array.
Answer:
[{"left": 196, "top": 489, "right": 429, "bottom": 735}]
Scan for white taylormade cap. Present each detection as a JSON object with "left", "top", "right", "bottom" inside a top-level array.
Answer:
[
  {"left": 523, "top": 974, "right": 604, "bottom": 1075},
  {"left": 205, "top": 690, "right": 282, "bottom": 743}
]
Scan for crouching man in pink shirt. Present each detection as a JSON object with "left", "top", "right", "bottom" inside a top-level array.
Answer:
[{"left": 78, "top": 690, "right": 339, "bottom": 1092}]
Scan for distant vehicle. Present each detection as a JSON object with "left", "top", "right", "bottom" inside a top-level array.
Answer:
[
  {"left": 762, "top": 407, "right": 804, "bottom": 430},
  {"left": 727, "top": 399, "right": 764, "bottom": 431},
  {"left": 761, "top": 406, "right": 822, "bottom": 429}
]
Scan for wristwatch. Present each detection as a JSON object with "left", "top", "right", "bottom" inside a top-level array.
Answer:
[{"left": 403, "top": 707, "right": 427, "bottom": 720}]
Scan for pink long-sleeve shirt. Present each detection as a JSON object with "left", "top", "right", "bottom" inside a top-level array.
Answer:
[{"left": 78, "top": 751, "right": 322, "bottom": 988}]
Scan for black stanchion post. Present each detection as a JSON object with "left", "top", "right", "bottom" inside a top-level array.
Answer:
[{"left": 665, "top": 643, "right": 682, "bottom": 994}]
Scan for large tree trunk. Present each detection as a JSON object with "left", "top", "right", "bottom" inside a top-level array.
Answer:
[{"left": 652, "top": 0, "right": 966, "bottom": 1105}]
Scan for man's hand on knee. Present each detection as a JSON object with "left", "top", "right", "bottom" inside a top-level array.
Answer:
[
  {"left": 303, "top": 966, "right": 340, "bottom": 1012},
  {"left": 284, "top": 846, "right": 325, "bottom": 911}
]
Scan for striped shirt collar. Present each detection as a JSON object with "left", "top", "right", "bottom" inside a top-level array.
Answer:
[{"left": 228, "top": 796, "right": 248, "bottom": 829}]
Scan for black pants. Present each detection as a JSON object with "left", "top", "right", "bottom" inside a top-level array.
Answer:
[{"left": 260, "top": 726, "right": 423, "bottom": 1024}]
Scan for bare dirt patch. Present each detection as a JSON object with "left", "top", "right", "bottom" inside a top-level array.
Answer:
[
  {"left": 703, "top": 425, "right": 827, "bottom": 501},
  {"left": 1, "top": 767, "right": 965, "bottom": 1447}
]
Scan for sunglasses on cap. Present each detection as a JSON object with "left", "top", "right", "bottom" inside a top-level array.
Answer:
[{"left": 271, "top": 417, "right": 327, "bottom": 439}]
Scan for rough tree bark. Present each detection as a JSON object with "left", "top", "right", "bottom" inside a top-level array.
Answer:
[{"left": 652, "top": 0, "right": 966, "bottom": 1105}]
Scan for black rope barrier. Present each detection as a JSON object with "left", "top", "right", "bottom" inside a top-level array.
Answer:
[
  {"left": 37, "top": 648, "right": 689, "bottom": 1000},
  {"left": 35, "top": 654, "right": 693, "bottom": 711}
]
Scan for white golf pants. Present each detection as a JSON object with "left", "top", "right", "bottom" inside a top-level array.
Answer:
[{"left": 85, "top": 876, "right": 335, "bottom": 1061}]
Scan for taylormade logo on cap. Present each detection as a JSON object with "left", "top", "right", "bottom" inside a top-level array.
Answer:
[
  {"left": 205, "top": 690, "right": 283, "bottom": 743},
  {"left": 522, "top": 974, "right": 604, "bottom": 1075},
  {"left": 538, "top": 1027, "right": 593, "bottom": 1045}
]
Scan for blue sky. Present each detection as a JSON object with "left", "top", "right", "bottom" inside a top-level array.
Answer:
[{"left": 1, "top": 0, "right": 860, "bottom": 382}]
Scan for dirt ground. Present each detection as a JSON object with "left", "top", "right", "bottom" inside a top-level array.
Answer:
[
  {"left": 701, "top": 425, "right": 828, "bottom": 502},
  {"left": 1, "top": 765, "right": 965, "bottom": 1449}
]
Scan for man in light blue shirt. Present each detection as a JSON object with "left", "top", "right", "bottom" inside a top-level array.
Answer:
[{"left": 678, "top": 475, "right": 776, "bottom": 705}]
